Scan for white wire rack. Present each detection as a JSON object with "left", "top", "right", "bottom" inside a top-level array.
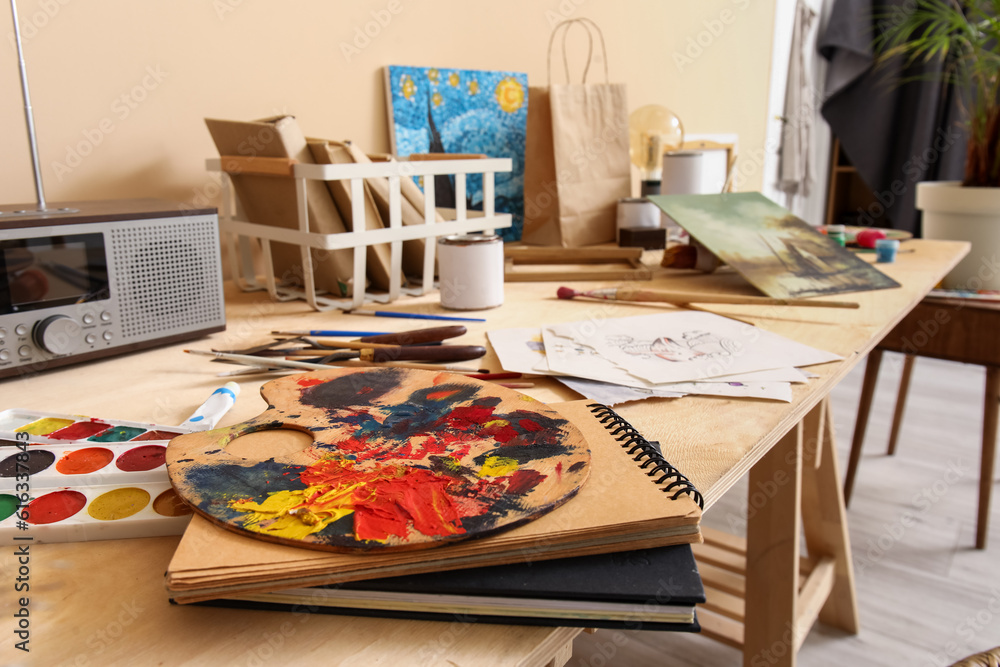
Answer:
[{"left": 210, "top": 156, "right": 513, "bottom": 311}]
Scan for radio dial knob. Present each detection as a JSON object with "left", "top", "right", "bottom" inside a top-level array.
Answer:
[{"left": 33, "top": 315, "right": 82, "bottom": 355}]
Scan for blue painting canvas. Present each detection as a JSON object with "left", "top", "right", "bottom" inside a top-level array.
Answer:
[{"left": 385, "top": 65, "right": 528, "bottom": 241}]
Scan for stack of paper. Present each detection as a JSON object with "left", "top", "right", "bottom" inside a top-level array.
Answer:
[{"left": 488, "top": 311, "right": 840, "bottom": 405}]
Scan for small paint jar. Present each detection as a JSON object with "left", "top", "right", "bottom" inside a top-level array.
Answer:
[
  {"left": 875, "top": 238, "right": 900, "bottom": 263},
  {"left": 437, "top": 234, "right": 504, "bottom": 310},
  {"left": 827, "top": 224, "right": 847, "bottom": 247}
]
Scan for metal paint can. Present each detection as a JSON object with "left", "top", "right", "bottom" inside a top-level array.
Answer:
[{"left": 437, "top": 234, "right": 504, "bottom": 310}]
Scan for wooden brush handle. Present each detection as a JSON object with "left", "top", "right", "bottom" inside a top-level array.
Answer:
[{"left": 616, "top": 288, "right": 860, "bottom": 309}]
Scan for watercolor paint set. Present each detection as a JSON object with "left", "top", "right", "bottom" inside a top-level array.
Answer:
[{"left": 0, "top": 408, "right": 198, "bottom": 545}]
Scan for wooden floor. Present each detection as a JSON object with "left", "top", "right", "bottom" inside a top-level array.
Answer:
[{"left": 573, "top": 352, "right": 1000, "bottom": 666}]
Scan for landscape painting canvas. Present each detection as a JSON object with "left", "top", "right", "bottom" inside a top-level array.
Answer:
[
  {"left": 649, "top": 192, "right": 901, "bottom": 299},
  {"left": 385, "top": 65, "right": 528, "bottom": 241}
]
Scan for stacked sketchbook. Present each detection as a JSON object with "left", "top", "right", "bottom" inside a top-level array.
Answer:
[{"left": 165, "top": 399, "right": 704, "bottom": 628}]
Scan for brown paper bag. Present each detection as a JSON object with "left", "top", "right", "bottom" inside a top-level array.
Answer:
[{"left": 522, "top": 19, "right": 631, "bottom": 247}]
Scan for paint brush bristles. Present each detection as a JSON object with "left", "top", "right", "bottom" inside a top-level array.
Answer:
[{"left": 556, "top": 286, "right": 860, "bottom": 309}]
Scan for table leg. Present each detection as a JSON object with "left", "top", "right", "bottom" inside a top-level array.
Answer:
[
  {"left": 977, "top": 367, "right": 999, "bottom": 549},
  {"left": 744, "top": 424, "right": 802, "bottom": 667},
  {"left": 801, "top": 398, "right": 860, "bottom": 633},
  {"left": 845, "top": 349, "right": 884, "bottom": 505},
  {"left": 887, "top": 354, "right": 916, "bottom": 456}
]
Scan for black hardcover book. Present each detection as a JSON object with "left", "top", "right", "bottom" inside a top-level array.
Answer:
[{"left": 186, "top": 544, "right": 704, "bottom": 632}]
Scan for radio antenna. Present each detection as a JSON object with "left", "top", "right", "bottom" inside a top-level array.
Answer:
[{"left": 9, "top": 0, "right": 49, "bottom": 212}]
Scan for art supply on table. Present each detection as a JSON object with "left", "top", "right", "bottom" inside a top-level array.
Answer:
[
  {"left": 0, "top": 409, "right": 204, "bottom": 545},
  {"left": 618, "top": 227, "right": 667, "bottom": 249},
  {"left": 650, "top": 192, "right": 901, "bottom": 299},
  {"left": 167, "top": 367, "right": 591, "bottom": 553},
  {"left": 344, "top": 310, "right": 486, "bottom": 323},
  {"left": 504, "top": 245, "right": 653, "bottom": 282},
  {"left": 179, "top": 382, "right": 241, "bottom": 431},
  {"left": 196, "top": 543, "right": 704, "bottom": 632},
  {"left": 616, "top": 198, "right": 661, "bottom": 230},
  {"left": 437, "top": 234, "right": 505, "bottom": 311},
  {"left": 165, "top": 394, "right": 702, "bottom": 603},
  {"left": 270, "top": 330, "right": 391, "bottom": 338},
  {"left": 875, "top": 238, "right": 900, "bottom": 263},
  {"left": 827, "top": 224, "right": 847, "bottom": 246},
  {"left": 556, "top": 286, "right": 860, "bottom": 309}
]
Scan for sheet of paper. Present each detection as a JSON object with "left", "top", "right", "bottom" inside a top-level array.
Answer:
[
  {"left": 557, "top": 377, "right": 792, "bottom": 405},
  {"left": 487, "top": 327, "right": 549, "bottom": 374},
  {"left": 544, "top": 311, "right": 840, "bottom": 385}
]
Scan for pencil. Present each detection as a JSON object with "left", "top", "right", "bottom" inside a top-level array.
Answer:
[{"left": 344, "top": 310, "right": 486, "bottom": 323}]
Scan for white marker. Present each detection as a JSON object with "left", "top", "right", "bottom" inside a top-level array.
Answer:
[{"left": 180, "top": 382, "right": 240, "bottom": 431}]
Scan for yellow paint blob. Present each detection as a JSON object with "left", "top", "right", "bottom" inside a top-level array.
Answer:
[
  {"left": 483, "top": 419, "right": 510, "bottom": 429},
  {"left": 230, "top": 484, "right": 358, "bottom": 541},
  {"left": 87, "top": 487, "right": 150, "bottom": 521},
  {"left": 479, "top": 456, "right": 519, "bottom": 478},
  {"left": 17, "top": 418, "right": 74, "bottom": 435}
]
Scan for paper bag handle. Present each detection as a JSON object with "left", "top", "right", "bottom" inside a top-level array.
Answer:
[{"left": 547, "top": 18, "right": 610, "bottom": 85}]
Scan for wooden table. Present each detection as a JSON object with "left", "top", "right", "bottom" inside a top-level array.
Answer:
[
  {"left": 0, "top": 239, "right": 968, "bottom": 666},
  {"left": 845, "top": 294, "right": 1000, "bottom": 549}
]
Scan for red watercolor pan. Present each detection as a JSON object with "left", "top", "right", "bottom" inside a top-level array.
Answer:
[
  {"left": 116, "top": 445, "right": 167, "bottom": 472},
  {"left": 24, "top": 490, "right": 87, "bottom": 525},
  {"left": 48, "top": 421, "right": 112, "bottom": 440}
]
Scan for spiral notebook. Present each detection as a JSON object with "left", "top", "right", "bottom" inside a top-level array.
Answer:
[{"left": 165, "top": 400, "right": 703, "bottom": 604}]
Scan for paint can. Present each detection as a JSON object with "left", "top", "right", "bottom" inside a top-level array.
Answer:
[
  {"left": 437, "top": 234, "right": 504, "bottom": 310},
  {"left": 616, "top": 198, "right": 661, "bottom": 231}
]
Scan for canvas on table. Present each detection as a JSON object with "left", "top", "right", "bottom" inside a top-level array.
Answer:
[{"left": 649, "top": 192, "right": 902, "bottom": 300}]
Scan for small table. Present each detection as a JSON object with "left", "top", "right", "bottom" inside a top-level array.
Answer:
[{"left": 845, "top": 295, "right": 1000, "bottom": 549}]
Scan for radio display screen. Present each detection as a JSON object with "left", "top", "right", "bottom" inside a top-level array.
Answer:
[{"left": 0, "top": 233, "right": 110, "bottom": 315}]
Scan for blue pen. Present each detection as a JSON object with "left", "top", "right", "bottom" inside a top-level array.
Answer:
[
  {"left": 271, "top": 330, "right": 391, "bottom": 337},
  {"left": 348, "top": 311, "right": 486, "bottom": 323}
]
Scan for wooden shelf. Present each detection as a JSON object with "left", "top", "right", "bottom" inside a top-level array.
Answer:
[{"left": 824, "top": 138, "right": 891, "bottom": 228}]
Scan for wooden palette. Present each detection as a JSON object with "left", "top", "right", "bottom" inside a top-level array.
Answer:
[{"left": 166, "top": 367, "right": 590, "bottom": 552}]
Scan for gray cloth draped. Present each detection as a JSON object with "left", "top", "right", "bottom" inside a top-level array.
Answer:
[
  {"left": 818, "top": 0, "right": 967, "bottom": 235},
  {"left": 779, "top": 0, "right": 818, "bottom": 200}
]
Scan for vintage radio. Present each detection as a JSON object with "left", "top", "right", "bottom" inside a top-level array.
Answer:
[{"left": 0, "top": 199, "right": 226, "bottom": 379}]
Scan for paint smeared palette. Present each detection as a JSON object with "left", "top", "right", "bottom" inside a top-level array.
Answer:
[
  {"left": 167, "top": 367, "right": 591, "bottom": 552},
  {"left": 0, "top": 409, "right": 197, "bottom": 545}
]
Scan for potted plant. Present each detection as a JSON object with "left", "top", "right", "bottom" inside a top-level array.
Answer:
[{"left": 876, "top": 0, "right": 1000, "bottom": 289}]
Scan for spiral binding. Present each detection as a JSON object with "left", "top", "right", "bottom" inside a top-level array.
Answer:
[{"left": 587, "top": 403, "right": 704, "bottom": 509}]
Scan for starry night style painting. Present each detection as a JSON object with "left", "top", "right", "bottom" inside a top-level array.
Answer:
[
  {"left": 385, "top": 65, "right": 528, "bottom": 241},
  {"left": 166, "top": 367, "right": 590, "bottom": 552}
]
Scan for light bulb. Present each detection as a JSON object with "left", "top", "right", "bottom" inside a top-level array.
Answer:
[{"left": 628, "top": 105, "right": 684, "bottom": 194}]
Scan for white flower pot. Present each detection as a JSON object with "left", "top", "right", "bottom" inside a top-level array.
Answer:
[{"left": 917, "top": 181, "right": 1000, "bottom": 290}]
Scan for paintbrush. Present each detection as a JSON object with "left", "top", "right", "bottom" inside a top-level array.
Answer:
[{"left": 556, "top": 286, "right": 860, "bottom": 309}]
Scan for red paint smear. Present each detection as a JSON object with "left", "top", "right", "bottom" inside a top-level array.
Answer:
[
  {"left": 299, "top": 459, "right": 470, "bottom": 542},
  {"left": 48, "top": 421, "right": 111, "bottom": 440},
  {"left": 519, "top": 418, "right": 543, "bottom": 432},
  {"left": 426, "top": 389, "right": 460, "bottom": 401},
  {"left": 506, "top": 469, "right": 547, "bottom": 495},
  {"left": 556, "top": 461, "right": 563, "bottom": 482},
  {"left": 297, "top": 378, "right": 324, "bottom": 387},
  {"left": 484, "top": 424, "right": 520, "bottom": 444},
  {"left": 25, "top": 490, "right": 86, "bottom": 524},
  {"left": 56, "top": 447, "right": 114, "bottom": 475},
  {"left": 444, "top": 405, "right": 495, "bottom": 428},
  {"left": 116, "top": 445, "right": 166, "bottom": 472},
  {"left": 336, "top": 430, "right": 473, "bottom": 463}
]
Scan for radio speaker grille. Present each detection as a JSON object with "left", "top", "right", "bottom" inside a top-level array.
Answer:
[{"left": 108, "top": 217, "right": 225, "bottom": 341}]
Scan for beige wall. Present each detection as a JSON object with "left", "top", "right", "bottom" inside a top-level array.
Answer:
[{"left": 0, "top": 0, "right": 776, "bottom": 208}]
